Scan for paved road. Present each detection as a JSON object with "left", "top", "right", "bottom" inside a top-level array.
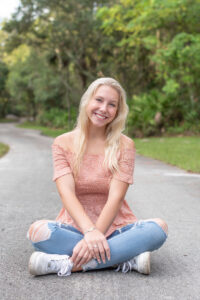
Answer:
[{"left": 0, "top": 123, "right": 200, "bottom": 300}]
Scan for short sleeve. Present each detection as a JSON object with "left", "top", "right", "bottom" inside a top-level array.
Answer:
[
  {"left": 113, "top": 148, "right": 135, "bottom": 184},
  {"left": 52, "top": 143, "right": 72, "bottom": 181}
]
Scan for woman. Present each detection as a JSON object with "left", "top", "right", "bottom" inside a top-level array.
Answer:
[{"left": 27, "top": 77, "right": 168, "bottom": 277}]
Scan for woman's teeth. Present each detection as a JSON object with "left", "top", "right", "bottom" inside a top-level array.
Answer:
[{"left": 95, "top": 113, "right": 107, "bottom": 119}]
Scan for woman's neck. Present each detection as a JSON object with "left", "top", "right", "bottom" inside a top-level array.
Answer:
[
  {"left": 84, "top": 124, "right": 107, "bottom": 155},
  {"left": 87, "top": 123, "right": 106, "bottom": 141}
]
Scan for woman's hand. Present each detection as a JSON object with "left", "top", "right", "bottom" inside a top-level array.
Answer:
[
  {"left": 71, "top": 239, "right": 93, "bottom": 268},
  {"left": 84, "top": 229, "right": 110, "bottom": 264}
]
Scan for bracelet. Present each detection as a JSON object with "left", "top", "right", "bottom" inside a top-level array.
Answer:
[{"left": 84, "top": 226, "right": 96, "bottom": 235}]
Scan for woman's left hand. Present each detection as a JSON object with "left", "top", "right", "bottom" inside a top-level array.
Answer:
[{"left": 71, "top": 239, "right": 93, "bottom": 268}]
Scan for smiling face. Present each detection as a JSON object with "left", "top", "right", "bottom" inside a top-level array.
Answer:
[{"left": 86, "top": 85, "right": 119, "bottom": 129}]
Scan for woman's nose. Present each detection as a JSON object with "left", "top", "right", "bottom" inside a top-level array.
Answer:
[{"left": 99, "top": 103, "right": 107, "bottom": 112}]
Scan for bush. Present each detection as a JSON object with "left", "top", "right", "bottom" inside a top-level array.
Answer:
[
  {"left": 127, "top": 89, "right": 200, "bottom": 137},
  {"left": 36, "top": 107, "right": 78, "bottom": 129},
  {"left": 127, "top": 90, "right": 164, "bottom": 137},
  {"left": 36, "top": 108, "right": 68, "bottom": 128}
]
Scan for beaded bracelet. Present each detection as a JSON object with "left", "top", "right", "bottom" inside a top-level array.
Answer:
[{"left": 84, "top": 226, "right": 96, "bottom": 235}]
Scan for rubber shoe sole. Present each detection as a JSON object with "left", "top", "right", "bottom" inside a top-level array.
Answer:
[
  {"left": 29, "top": 252, "right": 46, "bottom": 276},
  {"left": 137, "top": 252, "right": 150, "bottom": 275}
]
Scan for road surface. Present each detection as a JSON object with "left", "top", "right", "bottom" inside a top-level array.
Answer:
[{"left": 0, "top": 123, "right": 199, "bottom": 300}]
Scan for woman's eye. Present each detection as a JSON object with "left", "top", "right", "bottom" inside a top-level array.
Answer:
[
  {"left": 109, "top": 103, "right": 116, "bottom": 107},
  {"left": 96, "top": 98, "right": 102, "bottom": 102}
]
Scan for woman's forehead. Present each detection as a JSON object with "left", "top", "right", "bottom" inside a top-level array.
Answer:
[{"left": 94, "top": 85, "right": 119, "bottom": 102}]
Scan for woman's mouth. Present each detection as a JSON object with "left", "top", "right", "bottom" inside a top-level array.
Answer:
[{"left": 94, "top": 113, "right": 108, "bottom": 120}]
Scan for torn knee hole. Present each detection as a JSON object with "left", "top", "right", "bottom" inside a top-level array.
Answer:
[
  {"left": 28, "top": 221, "right": 52, "bottom": 243},
  {"left": 155, "top": 219, "right": 168, "bottom": 235}
]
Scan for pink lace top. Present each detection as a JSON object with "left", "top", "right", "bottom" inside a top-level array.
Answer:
[{"left": 52, "top": 143, "right": 137, "bottom": 237}]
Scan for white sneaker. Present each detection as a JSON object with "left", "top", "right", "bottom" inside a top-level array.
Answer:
[
  {"left": 115, "top": 252, "right": 150, "bottom": 275},
  {"left": 29, "top": 251, "right": 74, "bottom": 277}
]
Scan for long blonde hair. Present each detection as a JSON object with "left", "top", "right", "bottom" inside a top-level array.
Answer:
[{"left": 73, "top": 77, "right": 129, "bottom": 176}]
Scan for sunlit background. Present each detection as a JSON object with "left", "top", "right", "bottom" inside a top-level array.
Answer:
[
  {"left": 0, "top": 0, "right": 200, "bottom": 172},
  {"left": 0, "top": 0, "right": 20, "bottom": 22}
]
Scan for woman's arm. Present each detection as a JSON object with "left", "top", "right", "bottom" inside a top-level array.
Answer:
[
  {"left": 95, "top": 136, "right": 135, "bottom": 235},
  {"left": 55, "top": 174, "right": 110, "bottom": 266},
  {"left": 95, "top": 178, "right": 129, "bottom": 234}
]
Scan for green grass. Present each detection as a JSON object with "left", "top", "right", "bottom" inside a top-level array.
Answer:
[
  {"left": 134, "top": 136, "right": 200, "bottom": 173},
  {"left": 18, "top": 122, "right": 200, "bottom": 173},
  {"left": 0, "top": 143, "right": 9, "bottom": 158},
  {"left": 17, "top": 122, "right": 67, "bottom": 137}
]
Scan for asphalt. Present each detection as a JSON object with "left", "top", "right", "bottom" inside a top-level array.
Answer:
[{"left": 0, "top": 123, "right": 200, "bottom": 300}]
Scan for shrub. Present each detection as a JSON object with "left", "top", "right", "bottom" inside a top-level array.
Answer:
[{"left": 36, "top": 107, "right": 78, "bottom": 129}]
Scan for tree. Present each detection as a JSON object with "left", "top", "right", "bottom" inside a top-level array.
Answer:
[
  {"left": 2, "top": 0, "right": 200, "bottom": 134},
  {"left": 0, "top": 61, "right": 9, "bottom": 117},
  {"left": 0, "top": 29, "right": 10, "bottom": 118},
  {"left": 97, "top": 0, "right": 200, "bottom": 134},
  {"left": 3, "top": 0, "right": 117, "bottom": 126}
]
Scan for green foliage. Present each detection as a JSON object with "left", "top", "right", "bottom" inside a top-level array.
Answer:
[
  {"left": 98, "top": 0, "right": 200, "bottom": 135},
  {"left": 127, "top": 87, "right": 200, "bottom": 137},
  {"left": 2, "top": 0, "right": 116, "bottom": 121},
  {"left": 152, "top": 32, "right": 200, "bottom": 127},
  {"left": 0, "top": 62, "right": 8, "bottom": 90},
  {"left": 36, "top": 108, "right": 68, "bottom": 128},
  {"left": 1, "top": 0, "right": 200, "bottom": 136},
  {"left": 127, "top": 90, "right": 164, "bottom": 136},
  {"left": 0, "top": 142, "right": 9, "bottom": 158},
  {"left": 162, "top": 79, "right": 180, "bottom": 95},
  {"left": 0, "top": 61, "right": 9, "bottom": 117},
  {"left": 36, "top": 107, "right": 77, "bottom": 129},
  {"left": 6, "top": 49, "right": 36, "bottom": 117},
  {"left": 5, "top": 46, "right": 71, "bottom": 118},
  {"left": 37, "top": 108, "right": 68, "bottom": 128}
]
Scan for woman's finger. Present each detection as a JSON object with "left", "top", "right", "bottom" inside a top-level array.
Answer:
[
  {"left": 97, "top": 242, "right": 106, "bottom": 264},
  {"left": 92, "top": 243, "right": 101, "bottom": 264},
  {"left": 73, "top": 246, "right": 86, "bottom": 266},
  {"left": 71, "top": 245, "right": 81, "bottom": 263},
  {"left": 86, "top": 242, "right": 96, "bottom": 259},
  {"left": 76, "top": 251, "right": 89, "bottom": 268},
  {"left": 82, "top": 252, "right": 93, "bottom": 267},
  {"left": 102, "top": 239, "right": 111, "bottom": 261}
]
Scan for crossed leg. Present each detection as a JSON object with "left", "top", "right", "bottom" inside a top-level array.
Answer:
[
  {"left": 142, "top": 218, "right": 168, "bottom": 235},
  {"left": 27, "top": 218, "right": 168, "bottom": 273}
]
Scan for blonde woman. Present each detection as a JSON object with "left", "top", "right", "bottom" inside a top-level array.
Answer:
[{"left": 27, "top": 77, "right": 168, "bottom": 277}]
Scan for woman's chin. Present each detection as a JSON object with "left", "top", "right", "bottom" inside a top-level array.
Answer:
[{"left": 89, "top": 118, "right": 108, "bottom": 128}]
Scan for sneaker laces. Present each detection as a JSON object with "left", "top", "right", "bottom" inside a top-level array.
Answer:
[
  {"left": 49, "top": 257, "right": 73, "bottom": 277},
  {"left": 115, "top": 258, "right": 137, "bottom": 273}
]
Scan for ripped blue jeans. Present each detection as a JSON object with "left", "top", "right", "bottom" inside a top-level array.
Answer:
[{"left": 27, "top": 220, "right": 167, "bottom": 271}]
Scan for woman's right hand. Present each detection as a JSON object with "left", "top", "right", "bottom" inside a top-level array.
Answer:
[
  {"left": 83, "top": 228, "right": 110, "bottom": 264},
  {"left": 71, "top": 239, "right": 93, "bottom": 268}
]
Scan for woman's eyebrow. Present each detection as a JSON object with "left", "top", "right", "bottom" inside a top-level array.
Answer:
[
  {"left": 110, "top": 100, "right": 118, "bottom": 103},
  {"left": 95, "top": 95, "right": 118, "bottom": 103}
]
